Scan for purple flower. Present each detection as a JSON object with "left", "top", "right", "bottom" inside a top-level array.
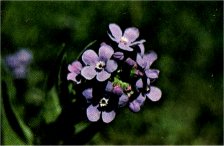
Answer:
[
  {"left": 135, "top": 78, "right": 162, "bottom": 102},
  {"left": 81, "top": 43, "right": 118, "bottom": 82},
  {"left": 136, "top": 52, "right": 160, "bottom": 79},
  {"left": 16, "top": 49, "right": 33, "bottom": 65},
  {"left": 82, "top": 86, "right": 116, "bottom": 123},
  {"left": 4, "top": 49, "right": 32, "bottom": 79},
  {"left": 128, "top": 52, "right": 162, "bottom": 112},
  {"left": 67, "top": 61, "right": 82, "bottom": 84},
  {"left": 82, "top": 81, "right": 129, "bottom": 123},
  {"left": 108, "top": 23, "right": 145, "bottom": 51}
]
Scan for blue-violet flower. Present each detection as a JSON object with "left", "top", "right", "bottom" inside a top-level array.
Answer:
[
  {"left": 108, "top": 23, "right": 145, "bottom": 51},
  {"left": 4, "top": 49, "right": 32, "bottom": 79},
  {"left": 81, "top": 43, "right": 118, "bottom": 82}
]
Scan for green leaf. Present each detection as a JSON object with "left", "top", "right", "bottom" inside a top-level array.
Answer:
[
  {"left": 1, "top": 81, "right": 33, "bottom": 144},
  {"left": 42, "top": 87, "right": 62, "bottom": 124}
]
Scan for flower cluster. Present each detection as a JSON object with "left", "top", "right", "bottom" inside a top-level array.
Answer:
[
  {"left": 4, "top": 49, "right": 33, "bottom": 79},
  {"left": 67, "top": 23, "right": 162, "bottom": 123}
]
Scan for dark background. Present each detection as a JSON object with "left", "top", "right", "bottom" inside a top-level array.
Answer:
[{"left": 1, "top": 1, "right": 223, "bottom": 145}]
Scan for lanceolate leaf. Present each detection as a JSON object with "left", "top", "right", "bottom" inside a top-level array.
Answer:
[{"left": 2, "top": 81, "right": 33, "bottom": 144}]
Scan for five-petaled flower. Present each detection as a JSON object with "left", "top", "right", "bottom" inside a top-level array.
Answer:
[
  {"left": 81, "top": 43, "right": 118, "bottom": 82},
  {"left": 82, "top": 88, "right": 116, "bottom": 123},
  {"left": 82, "top": 81, "right": 129, "bottom": 123},
  {"left": 82, "top": 87, "right": 115, "bottom": 123},
  {"left": 136, "top": 52, "right": 160, "bottom": 79},
  {"left": 108, "top": 23, "right": 145, "bottom": 51}
]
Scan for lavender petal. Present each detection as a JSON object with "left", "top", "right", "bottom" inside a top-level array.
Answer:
[
  {"left": 138, "top": 43, "right": 145, "bottom": 56},
  {"left": 144, "top": 51, "right": 158, "bottom": 69},
  {"left": 105, "top": 81, "right": 113, "bottom": 92},
  {"left": 113, "top": 52, "right": 124, "bottom": 60},
  {"left": 14, "top": 66, "right": 27, "bottom": 79},
  {"left": 106, "top": 60, "right": 118, "bottom": 73},
  {"left": 109, "top": 23, "right": 122, "bottom": 42},
  {"left": 99, "top": 44, "right": 114, "bottom": 61},
  {"left": 136, "top": 53, "right": 146, "bottom": 68},
  {"left": 102, "top": 111, "right": 116, "bottom": 123},
  {"left": 5, "top": 55, "right": 20, "bottom": 68},
  {"left": 82, "top": 88, "right": 93, "bottom": 101},
  {"left": 145, "top": 69, "right": 159, "bottom": 79},
  {"left": 96, "top": 70, "right": 111, "bottom": 82},
  {"left": 146, "top": 86, "right": 162, "bottom": 102},
  {"left": 118, "top": 94, "right": 129, "bottom": 107},
  {"left": 16, "top": 49, "right": 33, "bottom": 65},
  {"left": 135, "top": 93, "right": 146, "bottom": 106},
  {"left": 86, "top": 105, "right": 101, "bottom": 122},
  {"left": 136, "top": 78, "right": 143, "bottom": 89},
  {"left": 123, "top": 27, "right": 139, "bottom": 43},
  {"left": 147, "top": 78, "right": 150, "bottom": 85},
  {"left": 131, "top": 39, "right": 146, "bottom": 46},
  {"left": 67, "top": 72, "right": 77, "bottom": 81},
  {"left": 81, "top": 66, "right": 96, "bottom": 80},
  {"left": 125, "top": 58, "right": 136, "bottom": 66},
  {"left": 118, "top": 43, "right": 133, "bottom": 51},
  {"left": 82, "top": 49, "right": 98, "bottom": 66},
  {"left": 68, "top": 61, "right": 82, "bottom": 73},
  {"left": 129, "top": 100, "right": 140, "bottom": 112}
]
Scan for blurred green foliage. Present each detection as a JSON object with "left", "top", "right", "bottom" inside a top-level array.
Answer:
[{"left": 1, "top": 1, "right": 223, "bottom": 145}]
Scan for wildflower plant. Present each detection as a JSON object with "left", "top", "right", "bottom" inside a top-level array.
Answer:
[
  {"left": 2, "top": 23, "right": 162, "bottom": 145},
  {"left": 68, "top": 23, "right": 162, "bottom": 123}
]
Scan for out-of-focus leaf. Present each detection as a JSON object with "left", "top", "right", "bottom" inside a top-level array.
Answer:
[
  {"left": 1, "top": 105, "right": 25, "bottom": 145},
  {"left": 42, "top": 87, "right": 62, "bottom": 124},
  {"left": 1, "top": 81, "right": 33, "bottom": 144}
]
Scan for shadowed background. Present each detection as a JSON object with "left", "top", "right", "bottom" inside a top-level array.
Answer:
[{"left": 1, "top": 1, "right": 223, "bottom": 145}]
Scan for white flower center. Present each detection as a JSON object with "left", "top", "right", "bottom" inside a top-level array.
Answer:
[
  {"left": 99, "top": 98, "right": 109, "bottom": 107},
  {"left": 146, "top": 86, "right": 150, "bottom": 92},
  {"left": 95, "top": 61, "right": 105, "bottom": 70},
  {"left": 120, "top": 36, "right": 129, "bottom": 44}
]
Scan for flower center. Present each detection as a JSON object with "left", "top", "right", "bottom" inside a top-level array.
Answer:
[
  {"left": 99, "top": 98, "right": 109, "bottom": 107},
  {"left": 95, "top": 61, "right": 105, "bottom": 70},
  {"left": 146, "top": 86, "right": 150, "bottom": 92},
  {"left": 120, "top": 36, "right": 129, "bottom": 44}
]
